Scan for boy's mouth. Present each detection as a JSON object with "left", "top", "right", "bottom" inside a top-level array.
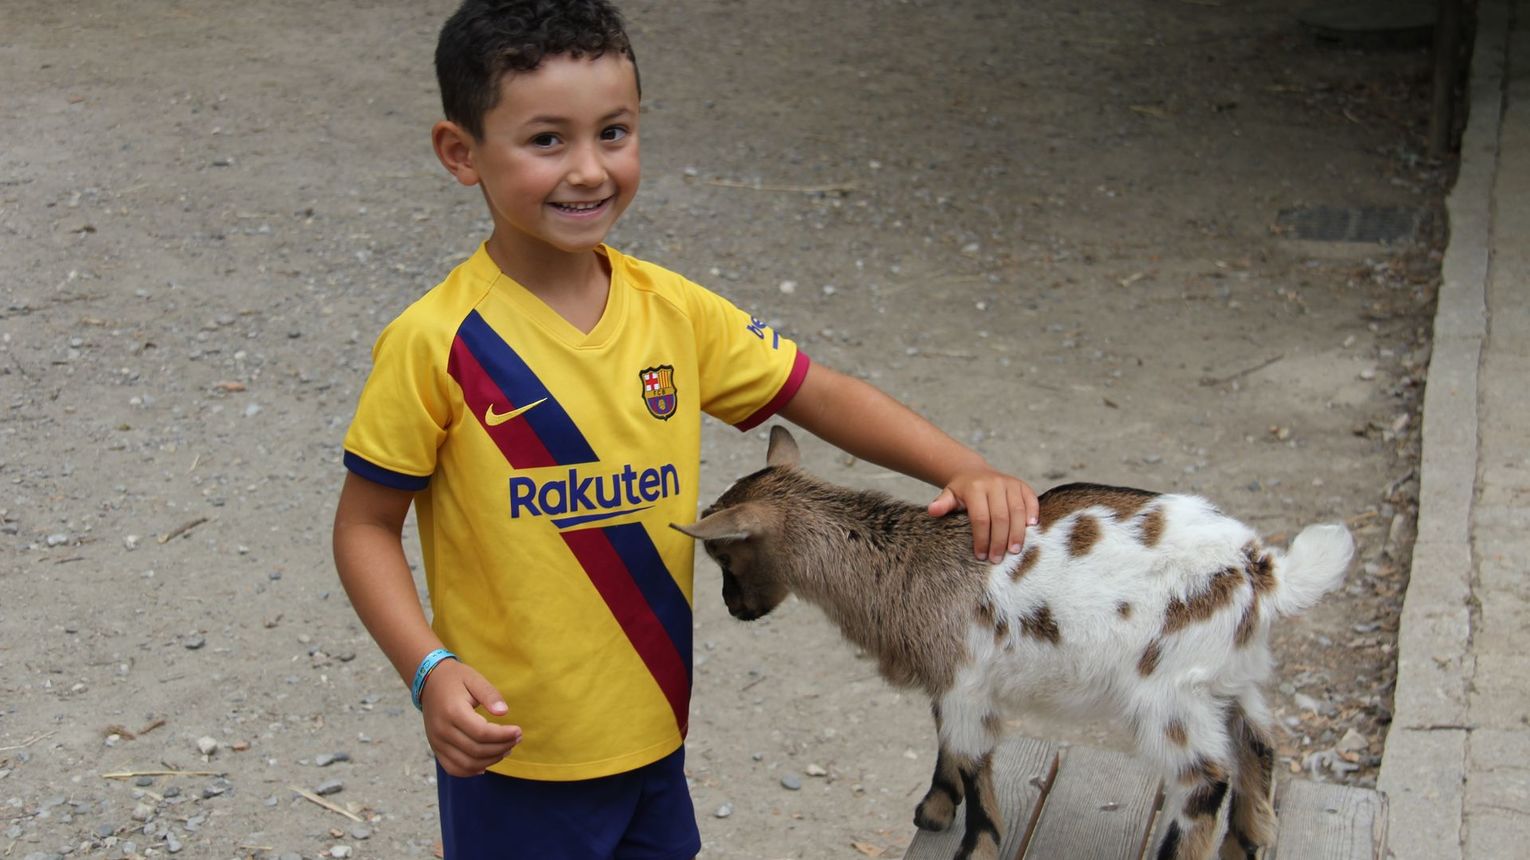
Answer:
[{"left": 549, "top": 197, "right": 612, "bottom": 216}]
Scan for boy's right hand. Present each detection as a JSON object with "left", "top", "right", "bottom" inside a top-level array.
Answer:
[{"left": 420, "top": 659, "right": 523, "bottom": 777}]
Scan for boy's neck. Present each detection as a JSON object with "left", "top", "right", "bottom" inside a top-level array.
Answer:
[{"left": 484, "top": 233, "right": 612, "bottom": 335}]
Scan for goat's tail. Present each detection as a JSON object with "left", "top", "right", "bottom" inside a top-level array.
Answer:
[{"left": 1266, "top": 524, "right": 1353, "bottom": 617}]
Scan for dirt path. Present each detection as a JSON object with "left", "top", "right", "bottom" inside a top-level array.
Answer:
[{"left": 1, "top": 1, "right": 1442, "bottom": 857}]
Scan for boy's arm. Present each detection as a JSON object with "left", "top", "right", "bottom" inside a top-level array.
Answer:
[
  {"left": 778, "top": 363, "right": 1039, "bottom": 562},
  {"left": 332, "top": 472, "right": 521, "bottom": 775}
]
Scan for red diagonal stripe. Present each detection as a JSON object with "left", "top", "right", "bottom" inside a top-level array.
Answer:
[
  {"left": 561, "top": 528, "right": 690, "bottom": 735},
  {"left": 448, "top": 335, "right": 557, "bottom": 469}
]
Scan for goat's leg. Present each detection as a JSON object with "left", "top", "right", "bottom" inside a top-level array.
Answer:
[
  {"left": 954, "top": 750, "right": 1001, "bottom": 860},
  {"left": 1133, "top": 694, "right": 1234, "bottom": 860},
  {"left": 924, "top": 696, "right": 1004, "bottom": 860},
  {"left": 914, "top": 739, "right": 965, "bottom": 831},
  {"left": 1219, "top": 698, "right": 1277, "bottom": 859}
]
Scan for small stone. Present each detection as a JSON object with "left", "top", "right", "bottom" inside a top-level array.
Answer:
[
  {"left": 1336, "top": 728, "right": 1369, "bottom": 753},
  {"left": 314, "top": 752, "right": 351, "bottom": 767},
  {"left": 46, "top": 533, "right": 70, "bottom": 547},
  {"left": 349, "top": 824, "right": 373, "bottom": 840},
  {"left": 134, "top": 776, "right": 154, "bottom": 787},
  {"left": 805, "top": 763, "right": 827, "bottom": 777},
  {"left": 131, "top": 802, "right": 154, "bottom": 822},
  {"left": 184, "top": 634, "right": 206, "bottom": 650},
  {"left": 94, "top": 823, "right": 116, "bottom": 838},
  {"left": 196, "top": 736, "right": 219, "bottom": 756},
  {"left": 166, "top": 834, "right": 183, "bottom": 853},
  {"left": 779, "top": 773, "right": 802, "bottom": 791},
  {"left": 1293, "top": 692, "right": 1321, "bottom": 713},
  {"left": 778, "top": 280, "right": 797, "bottom": 295},
  {"left": 328, "top": 846, "right": 353, "bottom": 859},
  {"left": 314, "top": 779, "right": 344, "bottom": 796},
  {"left": 713, "top": 802, "right": 733, "bottom": 818},
  {"left": 1359, "top": 367, "right": 1377, "bottom": 380}
]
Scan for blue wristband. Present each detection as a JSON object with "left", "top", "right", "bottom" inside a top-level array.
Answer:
[{"left": 410, "top": 648, "right": 457, "bottom": 711}]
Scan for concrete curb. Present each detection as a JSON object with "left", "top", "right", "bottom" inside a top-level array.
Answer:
[{"left": 1375, "top": 1, "right": 1513, "bottom": 857}]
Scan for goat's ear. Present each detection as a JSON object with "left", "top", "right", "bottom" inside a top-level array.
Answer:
[
  {"left": 766, "top": 425, "right": 800, "bottom": 469},
  {"left": 670, "top": 504, "right": 762, "bottom": 541}
]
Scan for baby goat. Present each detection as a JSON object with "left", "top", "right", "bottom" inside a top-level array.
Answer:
[{"left": 673, "top": 426, "right": 1353, "bottom": 860}]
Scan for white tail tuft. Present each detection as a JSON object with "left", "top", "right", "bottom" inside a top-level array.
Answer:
[{"left": 1268, "top": 524, "right": 1353, "bottom": 617}]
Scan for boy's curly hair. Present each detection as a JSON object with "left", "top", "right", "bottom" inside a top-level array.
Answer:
[{"left": 436, "top": 0, "right": 639, "bottom": 140}]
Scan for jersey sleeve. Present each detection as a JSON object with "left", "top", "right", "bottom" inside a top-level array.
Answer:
[
  {"left": 684, "top": 281, "right": 810, "bottom": 431},
  {"left": 341, "top": 310, "right": 454, "bottom": 490}
]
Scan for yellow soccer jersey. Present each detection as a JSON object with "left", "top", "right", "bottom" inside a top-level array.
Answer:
[{"left": 343, "top": 244, "right": 807, "bottom": 780}]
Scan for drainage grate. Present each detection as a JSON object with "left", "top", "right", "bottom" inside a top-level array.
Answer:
[{"left": 1275, "top": 205, "right": 1430, "bottom": 244}]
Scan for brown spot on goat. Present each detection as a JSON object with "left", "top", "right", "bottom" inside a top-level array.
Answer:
[
  {"left": 1011, "top": 544, "right": 1040, "bottom": 581},
  {"left": 1116, "top": 601, "right": 1132, "bottom": 619},
  {"left": 1171, "top": 778, "right": 1230, "bottom": 859},
  {"left": 1164, "top": 719, "right": 1189, "bottom": 747},
  {"left": 1243, "top": 541, "right": 1275, "bottom": 593},
  {"left": 1036, "top": 483, "right": 1158, "bottom": 531},
  {"left": 1162, "top": 567, "right": 1244, "bottom": 635},
  {"left": 1138, "top": 506, "right": 1166, "bottom": 548},
  {"left": 1019, "top": 604, "right": 1061, "bottom": 644},
  {"left": 1178, "top": 756, "right": 1228, "bottom": 786},
  {"left": 1137, "top": 640, "right": 1162, "bottom": 676},
  {"left": 1067, "top": 514, "right": 1102, "bottom": 557},
  {"left": 1234, "top": 594, "right": 1261, "bottom": 647},
  {"left": 993, "top": 615, "right": 1009, "bottom": 645}
]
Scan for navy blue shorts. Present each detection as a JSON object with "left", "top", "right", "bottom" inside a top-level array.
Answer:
[{"left": 436, "top": 746, "right": 700, "bottom": 860}]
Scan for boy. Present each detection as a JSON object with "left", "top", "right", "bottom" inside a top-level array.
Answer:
[{"left": 332, "top": 1, "right": 1039, "bottom": 858}]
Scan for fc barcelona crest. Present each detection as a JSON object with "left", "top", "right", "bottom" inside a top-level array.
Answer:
[{"left": 639, "top": 365, "right": 678, "bottom": 420}]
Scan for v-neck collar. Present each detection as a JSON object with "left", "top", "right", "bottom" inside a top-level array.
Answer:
[{"left": 473, "top": 243, "right": 627, "bottom": 351}]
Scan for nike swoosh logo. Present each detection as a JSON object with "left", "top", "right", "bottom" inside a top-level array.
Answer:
[{"left": 485, "top": 398, "right": 547, "bottom": 427}]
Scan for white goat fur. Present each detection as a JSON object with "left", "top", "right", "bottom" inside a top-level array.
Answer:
[{"left": 675, "top": 426, "right": 1354, "bottom": 860}]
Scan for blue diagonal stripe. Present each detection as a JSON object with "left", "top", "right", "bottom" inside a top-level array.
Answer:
[
  {"left": 456, "top": 310, "right": 599, "bottom": 465},
  {"left": 602, "top": 522, "right": 693, "bottom": 682}
]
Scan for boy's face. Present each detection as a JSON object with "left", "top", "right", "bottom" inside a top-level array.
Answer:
[{"left": 454, "top": 53, "right": 641, "bottom": 265}]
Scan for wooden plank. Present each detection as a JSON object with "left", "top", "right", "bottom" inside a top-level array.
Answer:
[
  {"left": 1270, "top": 779, "right": 1389, "bottom": 860},
  {"left": 1021, "top": 745, "right": 1163, "bottom": 860},
  {"left": 903, "top": 737, "right": 1060, "bottom": 860}
]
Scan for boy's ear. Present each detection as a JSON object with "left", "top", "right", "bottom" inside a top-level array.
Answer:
[{"left": 432, "top": 120, "right": 480, "bottom": 187}]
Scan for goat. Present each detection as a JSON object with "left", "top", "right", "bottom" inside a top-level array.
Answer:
[{"left": 673, "top": 426, "right": 1353, "bottom": 860}]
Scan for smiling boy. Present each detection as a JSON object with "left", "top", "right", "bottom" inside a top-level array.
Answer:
[{"left": 332, "top": 1, "right": 1037, "bottom": 858}]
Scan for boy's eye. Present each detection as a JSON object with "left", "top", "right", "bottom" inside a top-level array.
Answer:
[
  {"left": 601, "top": 125, "right": 630, "bottom": 142},
  {"left": 530, "top": 133, "right": 560, "bottom": 147}
]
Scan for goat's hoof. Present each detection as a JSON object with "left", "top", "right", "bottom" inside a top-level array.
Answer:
[{"left": 913, "top": 796, "right": 956, "bottom": 831}]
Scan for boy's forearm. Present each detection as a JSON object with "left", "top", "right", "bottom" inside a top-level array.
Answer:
[
  {"left": 333, "top": 479, "right": 444, "bottom": 685},
  {"left": 778, "top": 364, "right": 989, "bottom": 486}
]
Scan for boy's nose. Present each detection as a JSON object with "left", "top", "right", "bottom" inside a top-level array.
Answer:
[{"left": 566, "top": 145, "right": 608, "bottom": 187}]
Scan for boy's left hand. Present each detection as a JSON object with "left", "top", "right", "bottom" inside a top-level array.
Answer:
[{"left": 928, "top": 468, "right": 1039, "bottom": 563}]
